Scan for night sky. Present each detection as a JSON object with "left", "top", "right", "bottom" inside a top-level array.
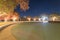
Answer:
[{"left": 15, "top": 0, "right": 60, "bottom": 17}]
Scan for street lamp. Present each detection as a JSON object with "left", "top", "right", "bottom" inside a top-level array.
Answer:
[{"left": 41, "top": 16, "right": 48, "bottom": 23}]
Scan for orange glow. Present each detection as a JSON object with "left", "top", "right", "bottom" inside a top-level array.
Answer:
[
  {"left": 0, "top": 11, "right": 19, "bottom": 21},
  {"left": 27, "top": 18, "right": 31, "bottom": 21},
  {"left": 16, "top": 0, "right": 29, "bottom": 11},
  {"left": 52, "top": 16, "right": 57, "bottom": 21},
  {"left": 11, "top": 15, "right": 17, "bottom": 22},
  {"left": 4, "top": 18, "right": 8, "bottom": 22},
  {"left": 13, "top": 17, "right": 17, "bottom": 22}
]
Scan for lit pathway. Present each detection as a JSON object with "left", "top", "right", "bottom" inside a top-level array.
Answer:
[
  {"left": 0, "top": 22, "right": 15, "bottom": 26},
  {"left": 0, "top": 22, "right": 17, "bottom": 40}
]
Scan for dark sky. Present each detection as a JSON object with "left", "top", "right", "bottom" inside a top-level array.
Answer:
[{"left": 15, "top": 0, "right": 60, "bottom": 17}]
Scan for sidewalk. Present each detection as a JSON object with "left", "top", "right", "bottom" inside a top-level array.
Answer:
[
  {"left": 0, "top": 23, "right": 17, "bottom": 40},
  {"left": 0, "top": 22, "right": 15, "bottom": 29}
]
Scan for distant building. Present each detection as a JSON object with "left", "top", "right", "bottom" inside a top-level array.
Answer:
[{"left": 49, "top": 14, "right": 60, "bottom": 21}]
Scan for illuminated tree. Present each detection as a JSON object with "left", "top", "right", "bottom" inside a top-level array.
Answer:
[
  {"left": 15, "top": 0, "right": 29, "bottom": 11},
  {"left": 0, "top": 0, "right": 15, "bottom": 14},
  {"left": 0, "top": 0, "right": 29, "bottom": 14},
  {"left": 0, "top": 0, "right": 29, "bottom": 21}
]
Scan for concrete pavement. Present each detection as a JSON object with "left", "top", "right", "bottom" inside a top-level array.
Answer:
[{"left": 0, "top": 22, "right": 17, "bottom": 40}]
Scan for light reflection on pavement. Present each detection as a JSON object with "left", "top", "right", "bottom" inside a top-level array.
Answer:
[{"left": 0, "top": 22, "right": 17, "bottom": 40}]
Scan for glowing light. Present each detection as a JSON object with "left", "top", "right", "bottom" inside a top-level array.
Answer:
[
  {"left": 4, "top": 18, "right": 8, "bottom": 22},
  {"left": 33, "top": 18, "right": 36, "bottom": 21},
  {"left": 27, "top": 18, "right": 31, "bottom": 21},
  {"left": 41, "top": 16, "right": 48, "bottom": 23},
  {"left": 38, "top": 18, "right": 41, "bottom": 21},
  {"left": 13, "top": 18, "right": 16, "bottom": 22},
  {"left": 52, "top": 16, "right": 57, "bottom": 21},
  {"left": 12, "top": 17, "right": 17, "bottom": 22}
]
